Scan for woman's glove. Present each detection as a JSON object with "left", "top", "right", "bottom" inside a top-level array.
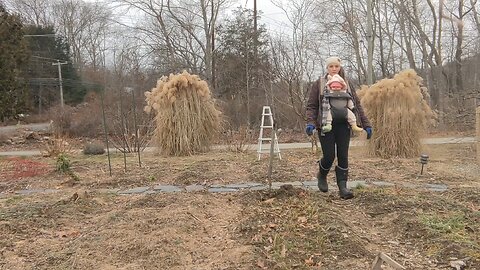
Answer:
[
  {"left": 364, "top": 127, "right": 373, "bottom": 139},
  {"left": 305, "top": 124, "right": 316, "bottom": 136}
]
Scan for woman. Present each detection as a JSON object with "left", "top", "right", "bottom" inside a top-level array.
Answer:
[{"left": 305, "top": 57, "right": 372, "bottom": 199}]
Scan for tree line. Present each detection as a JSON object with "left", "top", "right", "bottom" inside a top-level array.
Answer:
[{"left": 1, "top": 0, "right": 479, "bottom": 129}]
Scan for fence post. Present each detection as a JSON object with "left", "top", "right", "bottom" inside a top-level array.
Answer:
[{"left": 477, "top": 106, "right": 480, "bottom": 164}]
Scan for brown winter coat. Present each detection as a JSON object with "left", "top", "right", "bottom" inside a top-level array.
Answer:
[{"left": 306, "top": 77, "right": 371, "bottom": 129}]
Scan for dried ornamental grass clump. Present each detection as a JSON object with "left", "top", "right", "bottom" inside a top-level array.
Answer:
[
  {"left": 144, "top": 71, "right": 222, "bottom": 156},
  {"left": 357, "top": 69, "right": 433, "bottom": 158}
]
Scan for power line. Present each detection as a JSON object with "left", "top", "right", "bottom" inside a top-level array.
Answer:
[
  {"left": 23, "top": 34, "right": 55, "bottom": 37},
  {"left": 31, "top": 55, "right": 67, "bottom": 62}
]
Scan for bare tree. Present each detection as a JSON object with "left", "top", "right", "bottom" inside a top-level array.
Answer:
[
  {"left": 51, "top": 0, "right": 111, "bottom": 70},
  {"left": 4, "top": 0, "right": 51, "bottom": 26},
  {"left": 106, "top": 41, "right": 156, "bottom": 153},
  {"left": 268, "top": 0, "right": 324, "bottom": 127},
  {"left": 390, "top": 0, "right": 417, "bottom": 70},
  {"left": 5, "top": 0, "right": 112, "bottom": 72},
  {"left": 441, "top": 0, "right": 477, "bottom": 93},
  {"left": 336, "top": 0, "right": 368, "bottom": 82},
  {"left": 114, "top": 0, "right": 232, "bottom": 84},
  {"left": 471, "top": 0, "right": 480, "bottom": 36}
]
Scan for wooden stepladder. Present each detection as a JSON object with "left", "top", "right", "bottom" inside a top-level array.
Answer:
[
  {"left": 257, "top": 106, "right": 281, "bottom": 160},
  {"left": 372, "top": 252, "right": 406, "bottom": 270}
]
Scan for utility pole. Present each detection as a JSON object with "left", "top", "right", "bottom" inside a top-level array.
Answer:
[
  {"left": 211, "top": 0, "right": 216, "bottom": 90},
  {"left": 52, "top": 60, "right": 68, "bottom": 108},
  {"left": 253, "top": 0, "right": 257, "bottom": 60},
  {"left": 366, "top": 0, "right": 374, "bottom": 85}
]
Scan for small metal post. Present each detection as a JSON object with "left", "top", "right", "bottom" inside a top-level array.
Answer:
[
  {"left": 476, "top": 106, "right": 480, "bottom": 164},
  {"left": 100, "top": 88, "right": 112, "bottom": 176},
  {"left": 420, "top": 154, "right": 429, "bottom": 175},
  {"left": 132, "top": 88, "right": 141, "bottom": 167}
]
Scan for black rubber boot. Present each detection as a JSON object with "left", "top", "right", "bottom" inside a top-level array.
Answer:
[
  {"left": 317, "top": 161, "right": 329, "bottom": 192},
  {"left": 335, "top": 166, "right": 354, "bottom": 199}
]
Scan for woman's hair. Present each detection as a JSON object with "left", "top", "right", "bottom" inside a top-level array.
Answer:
[{"left": 338, "top": 67, "right": 346, "bottom": 79}]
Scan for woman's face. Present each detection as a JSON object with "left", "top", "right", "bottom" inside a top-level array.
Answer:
[{"left": 327, "top": 64, "right": 341, "bottom": 76}]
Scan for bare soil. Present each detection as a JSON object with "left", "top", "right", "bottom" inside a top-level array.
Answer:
[{"left": 0, "top": 138, "right": 479, "bottom": 269}]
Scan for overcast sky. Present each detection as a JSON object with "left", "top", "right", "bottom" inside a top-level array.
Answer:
[
  {"left": 92, "top": 0, "right": 291, "bottom": 34},
  {"left": 233, "top": 0, "right": 290, "bottom": 36}
]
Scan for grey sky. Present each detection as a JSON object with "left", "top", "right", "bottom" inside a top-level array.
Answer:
[
  {"left": 83, "top": 0, "right": 290, "bottom": 33},
  {"left": 243, "top": 0, "right": 288, "bottom": 32}
]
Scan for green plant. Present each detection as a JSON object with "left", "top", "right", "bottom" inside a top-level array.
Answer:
[
  {"left": 56, "top": 154, "right": 71, "bottom": 173},
  {"left": 353, "top": 183, "right": 366, "bottom": 190},
  {"left": 83, "top": 142, "right": 105, "bottom": 155},
  {"left": 420, "top": 213, "right": 465, "bottom": 234},
  {"left": 55, "top": 154, "right": 79, "bottom": 182},
  {"left": 5, "top": 196, "right": 24, "bottom": 205}
]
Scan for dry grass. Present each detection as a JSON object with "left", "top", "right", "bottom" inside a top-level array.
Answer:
[
  {"left": 358, "top": 69, "right": 433, "bottom": 158},
  {"left": 239, "top": 186, "right": 480, "bottom": 269},
  {"left": 1, "top": 142, "right": 479, "bottom": 269},
  {"left": 40, "top": 132, "right": 75, "bottom": 157},
  {"left": 223, "top": 125, "right": 255, "bottom": 153},
  {"left": 144, "top": 71, "right": 222, "bottom": 156}
]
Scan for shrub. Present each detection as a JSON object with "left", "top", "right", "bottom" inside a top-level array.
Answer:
[
  {"left": 223, "top": 125, "right": 254, "bottom": 153},
  {"left": 144, "top": 71, "right": 222, "bottom": 156},
  {"left": 83, "top": 142, "right": 105, "bottom": 155},
  {"left": 46, "top": 98, "right": 103, "bottom": 138},
  {"left": 47, "top": 105, "right": 75, "bottom": 135},
  {"left": 357, "top": 69, "right": 433, "bottom": 158},
  {"left": 55, "top": 153, "right": 71, "bottom": 173},
  {"left": 41, "top": 133, "right": 74, "bottom": 157},
  {"left": 0, "top": 133, "right": 9, "bottom": 144},
  {"left": 69, "top": 99, "right": 103, "bottom": 138},
  {"left": 55, "top": 153, "right": 80, "bottom": 182}
]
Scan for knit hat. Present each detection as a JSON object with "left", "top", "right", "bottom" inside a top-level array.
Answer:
[
  {"left": 327, "top": 74, "right": 346, "bottom": 88},
  {"left": 325, "top": 56, "right": 341, "bottom": 68}
]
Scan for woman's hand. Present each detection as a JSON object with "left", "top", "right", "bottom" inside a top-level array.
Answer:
[
  {"left": 364, "top": 127, "right": 373, "bottom": 139},
  {"left": 306, "top": 124, "right": 316, "bottom": 136}
]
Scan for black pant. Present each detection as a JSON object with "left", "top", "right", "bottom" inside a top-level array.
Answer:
[{"left": 318, "top": 122, "right": 350, "bottom": 169}]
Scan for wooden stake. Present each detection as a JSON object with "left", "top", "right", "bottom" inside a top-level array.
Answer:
[
  {"left": 372, "top": 252, "right": 406, "bottom": 270},
  {"left": 267, "top": 123, "right": 276, "bottom": 189}
]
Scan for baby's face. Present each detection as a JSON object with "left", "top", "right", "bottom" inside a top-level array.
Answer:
[{"left": 329, "top": 82, "right": 344, "bottom": 90}]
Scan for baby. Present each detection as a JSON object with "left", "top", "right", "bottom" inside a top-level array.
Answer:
[{"left": 322, "top": 74, "right": 364, "bottom": 133}]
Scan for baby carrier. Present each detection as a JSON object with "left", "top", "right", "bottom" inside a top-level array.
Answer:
[
  {"left": 318, "top": 78, "right": 359, "bottom": 134},
  {"left": 324, "top": 91, "right": 352, "bottom": 123}
]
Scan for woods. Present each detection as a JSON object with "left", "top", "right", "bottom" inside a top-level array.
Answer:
[
  {"left": 1, "top": 0, "right": 479, "bottom": 131},
  {"left": 0, "top": 4, "right": 29, "bottom": 121}
]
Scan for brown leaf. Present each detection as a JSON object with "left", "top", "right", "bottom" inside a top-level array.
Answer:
[
  {"left": 263, "top": 198, "right": 276, "bottom": 204},
  {"left": 305, "top": 255, "right": 315, "bottom": 266},
  {"left": 256, "top": 259, "right": 267, "bottom": 269},
  {"left": 297, "top": 216, "right": 307, "bottom": 223}
]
